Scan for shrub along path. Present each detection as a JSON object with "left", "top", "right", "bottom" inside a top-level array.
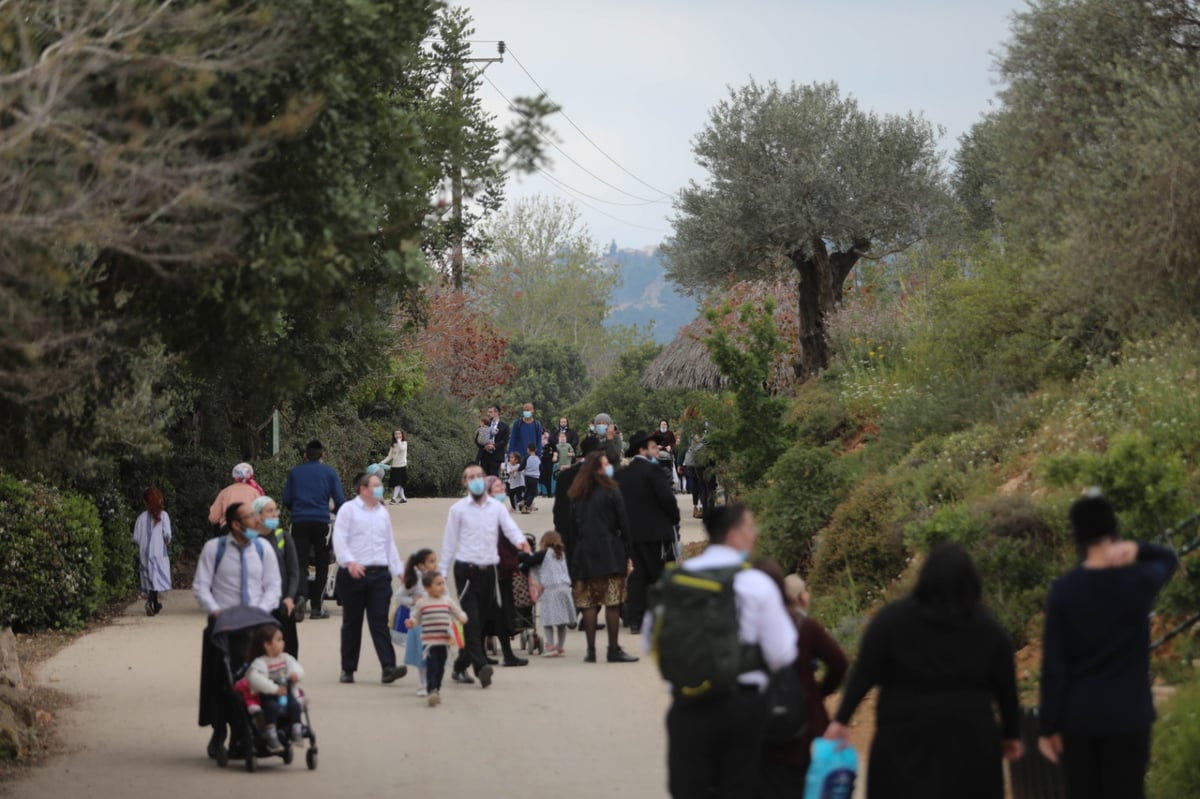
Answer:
[{"left": 5, "top": 496, "right": 716, "bottom": 799}]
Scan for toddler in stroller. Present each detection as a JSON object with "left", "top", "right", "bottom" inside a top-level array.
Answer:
[{"left": 213, "top": 605, "right": 319, "bottom": 771}]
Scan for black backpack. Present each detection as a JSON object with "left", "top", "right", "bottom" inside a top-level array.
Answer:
[
  {"left": 651, "top": 562, "right": 761, "bottom": 699},
  {"left": 762, "top": 657, "right": 808, "bottom": 743}
]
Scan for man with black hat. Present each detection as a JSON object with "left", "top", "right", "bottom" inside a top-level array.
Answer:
[{"left": 614, "top": 428, "right": 681, "bottom": 634}]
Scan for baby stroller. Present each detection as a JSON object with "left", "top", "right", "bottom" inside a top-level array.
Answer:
[
  {"left": 211, "top": 605, "right": 319, "bottom": 772},
  {"left": 512, "top": 533, "right": 544, "bottom": 655}
]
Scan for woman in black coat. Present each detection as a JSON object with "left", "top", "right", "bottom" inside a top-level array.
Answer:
[
  {"left": 825, "top": 543, "right": 1023, "bottom": 799},
  {"left": 567, "top": 450, "right": 637, "bottom": 664}
]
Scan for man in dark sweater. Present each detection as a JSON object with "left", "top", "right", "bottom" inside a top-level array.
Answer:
[
  {"left": 614, "top": 430, "right": 680, "bottom": 634},
  {"left": 281, "top": 440, "right": 346, "bottom": 620},
  {"left": 1038, "top": 491, "right": 1178, "bottom": 799}
]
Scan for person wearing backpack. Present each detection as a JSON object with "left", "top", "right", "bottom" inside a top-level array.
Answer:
[
  {"left": 654, "top": 503, "right": 797, "bottom": 799},
  {"left": 193, "top": 501, "right": 282, "bottom": 760},
  {"left": 758, "top": 569, "right": 848, "bottom": 798}
]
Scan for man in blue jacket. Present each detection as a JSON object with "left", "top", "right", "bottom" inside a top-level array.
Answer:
[
  {"left": 282, "top": 440, "right": 345, "bottom": 620},
  {"left": 507, "top": 401, "right": 543, "bottom": 460}
]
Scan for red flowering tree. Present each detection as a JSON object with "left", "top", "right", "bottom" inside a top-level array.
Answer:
[{"left": 398, "top": 285, "right": 515, "bottom": 404}]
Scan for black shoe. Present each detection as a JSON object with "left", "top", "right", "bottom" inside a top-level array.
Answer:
[
  {"left": 154, "top": 601, "right": 163, "bottom": 614},
  {"left": 478, "top": 664, "right": 494, "bottom": 688},
  {"left": 596, "top": 623, "right": 606, "bottom": 631},
  {"left": 400, "top": 498, "right": 407, "bottom": 504},
  {"left": 207, "top": 733, "right": 225, "bottom": 759},
  {"left": 485, "top": 656, "right": 499, "bottom": 666},
  {"left": 145, "top": 599, "right": 154, "bottom": 617},
  {"left": 584, "top": 648, "right": 597, "bottom": 663},
  {"left": 451, "top": 670, "right": 475, "bottom": 685},
  {"left": 381, "top": 665, "right": 407, "bottom": 684},
  {"left": 339, "top": 671, "right": 354, "bottom": 684},
  {"left": 295, "top": 597, "right": 307, "bottom": 623},
  {"left": 607, "top": 646, "right": 639, "bottom": 663},
  {"left": 630, "top": 625, "right": 641, "bottom": 635},
  {"left": 310, "top": 607, "right": 330, "bottom": 620},
  {"left": 502, "top": 657, "right": 528, "bottom": 667}
]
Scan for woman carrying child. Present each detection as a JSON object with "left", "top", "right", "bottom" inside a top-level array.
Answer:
[
  {"left": 395, "top": 548, "right": 439, "bottom": 697},
  {"left": 246, "top": 625, "right": 305, "bottom": 753},
  {"left": 523, "top": 531, "right": 575, "bottom": 657},
  {"left": 406, "top": 571, "right": 468, "bottom": 707}
]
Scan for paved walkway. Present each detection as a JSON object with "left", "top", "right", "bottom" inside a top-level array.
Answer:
[{"left": 6, "top": 495, "right": 709, "bottom": 799}]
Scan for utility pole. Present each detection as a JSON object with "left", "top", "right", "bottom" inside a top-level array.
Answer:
[{"left": 451, "top": 41, "right": 505, "bottom": 290}]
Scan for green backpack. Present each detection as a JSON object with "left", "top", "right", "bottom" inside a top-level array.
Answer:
[{"left": 651, "top": 562, "right": 760, "bottom": 699}]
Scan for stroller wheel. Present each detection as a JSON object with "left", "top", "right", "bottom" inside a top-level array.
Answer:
[
  {"left": 306, "top": 748, "right": 318, "bottom": 770},
  {"left": 282, "top": 742, "right": 294, "bottom": 765},
  {"left": 245, "top": 752, "right": 257, "bottom": 773}
]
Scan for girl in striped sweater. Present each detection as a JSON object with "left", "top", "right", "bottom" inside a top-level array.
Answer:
[{"left": 406, "top": 571, "right": 468, "bottom": 707}]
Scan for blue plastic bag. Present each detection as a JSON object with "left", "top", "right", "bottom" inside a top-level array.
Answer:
[
  {"left": 390, "top": 603, "right": 410, "bottom": 645},
  {"left": 804, "top": 738, "right": 858, "bottom": 799}
]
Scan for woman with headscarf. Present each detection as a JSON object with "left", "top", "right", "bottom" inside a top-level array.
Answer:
[
  {"left": 252, "top": 495, "right": 301, "bottom": 657},
  {"left": 567, "top": 450, "right": 637, "bottom": 663},
  {"left": 133, "top": 488, "right": 172, "bottom": 616},
  {"left": 825, "top": 543, "right": 1023, "bottom": 798}
]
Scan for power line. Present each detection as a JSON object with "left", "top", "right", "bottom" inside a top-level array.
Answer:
[
  {"left": 536, "top": 167, "right": 662, "bottom": 207},
  {"left": 544, "top": 176, "right": 672, "bottom": 235},
  {"left": 505, "top": 45, "right": 675, "bottom": 200},
  {"left": 481, "top": 72, "right": 668, "bottom": 205}
]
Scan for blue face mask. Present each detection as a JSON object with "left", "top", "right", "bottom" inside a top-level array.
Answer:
[
  {"left": 523, "top": 410, "right": 533, "bottom": 419},
  {"left": 372, "top": 486, "right": 384, "bottom": 499},
  {"left": 263, "top": 517, "right": 280, "bottom": 531},
  {"left": 491, "top": 494, "right": 505, "bottom": 504},
  {"left": 467, "top": 477, "right": 486, "bottom": 496},
  {"left": 243, "top": 528, "right": 259, "bottom": 541},
  {"left": 604, "top": 464, "right": 615, "bottom": 478},
  {"left": 595, "top": 424, "right": 608, "bottom": 436}
]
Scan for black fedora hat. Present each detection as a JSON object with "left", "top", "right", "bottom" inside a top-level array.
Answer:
[{"left": 625, "top": 430, "right": 664, "bottom": 458}]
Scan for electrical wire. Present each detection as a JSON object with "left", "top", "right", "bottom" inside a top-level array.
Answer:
[
  {"left": 505, "top": 45, "right": 675, "bottom": 200},
  {"left": 481, "top": 72, "right": 668, "bottom": 205},
  {"left": 536, "top": 167, "right": 662, "bottom": 207}
]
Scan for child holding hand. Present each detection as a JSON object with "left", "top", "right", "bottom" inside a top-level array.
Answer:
[
  {"left": 406, "top": 571, "right": 467, "bottom": 707},
  {"left": 395, "top": 548, "right": 438, "bottom": 697}
]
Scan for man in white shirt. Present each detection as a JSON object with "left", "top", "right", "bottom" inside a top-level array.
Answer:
[
  {"left": 661, "top": 503, "right": 798, "bottom": 798},
  {"left": 332, "top": 472, "right": 407, "bottom": 685},
  {"left": 441, "top": 464, "right": 530, "bottom": 688},
  {"left": 194, "top": 501, "right": 282, "bottom": 759}
]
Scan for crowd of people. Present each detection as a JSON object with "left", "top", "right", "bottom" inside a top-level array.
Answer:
[{"left": 128, "top": 404, "right": 1179, "bottom": 797}]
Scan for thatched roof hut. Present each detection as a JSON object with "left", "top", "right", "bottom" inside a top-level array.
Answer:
[{"left": 641, "top": 319, "right": 726, "bottom": 391}]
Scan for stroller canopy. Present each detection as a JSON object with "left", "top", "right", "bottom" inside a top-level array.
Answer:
[{"left": 212, "top": 605, "right": 279, "bottom": 637}]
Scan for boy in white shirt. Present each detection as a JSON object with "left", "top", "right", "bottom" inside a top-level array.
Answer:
[{"left": 522, "top": 442, "right": 541, "bottom": 514}]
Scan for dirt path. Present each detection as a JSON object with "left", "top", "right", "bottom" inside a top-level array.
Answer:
[{"left": 5, "top": 495, "right": 711, "bottom": 799}]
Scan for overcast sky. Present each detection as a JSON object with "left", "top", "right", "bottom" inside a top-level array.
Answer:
[{"left": 459, "top": 0, "right": 1023, "bottom": 250}]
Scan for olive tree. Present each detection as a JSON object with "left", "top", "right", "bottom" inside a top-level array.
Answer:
[{"left": 663, "top": 80, "right": 947, "bottom": 379}]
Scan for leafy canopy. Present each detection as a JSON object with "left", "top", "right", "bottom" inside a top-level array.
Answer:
[{"left": 665, "top": 80, "right": 946, "bottom": 292}]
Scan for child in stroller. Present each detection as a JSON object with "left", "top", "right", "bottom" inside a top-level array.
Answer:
[{"left": 212, "top": 605, "right": 319, "bottom": 771}]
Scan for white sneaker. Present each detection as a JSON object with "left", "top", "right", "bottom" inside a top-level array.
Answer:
[{"left": 416, "top": 688, "right": 428, "bottom": 697}]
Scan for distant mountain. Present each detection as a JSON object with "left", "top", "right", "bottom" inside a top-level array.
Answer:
[{"left": 603, "top": 242, "right": 698, "bottom": 344}]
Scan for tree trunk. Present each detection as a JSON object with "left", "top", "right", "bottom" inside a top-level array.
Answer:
[{"left": 790, "top": 238, "right": 869, "bottom": 380}]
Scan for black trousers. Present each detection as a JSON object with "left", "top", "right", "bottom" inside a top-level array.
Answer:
[
  {"left": 426, "top": 645, "right": 448, "bottom": 693},
  {"left": 1062, "top": 729, "right": 1151, "bottom": 799},
  {"left": 627, "top": 540, "right": 675, "bottom": 627},
  {"left": 667, "top": 689, "right": 767, "bottom": 799},
  {"left": 291, "top": 520, "right": 330, "bottom": 609},
  {"left": 198, "top": 619, "right": 247, "bottom": 744},
  {"left": 260, "top": 694, "right": 301, "bottom": 728},
  {"left": 337, "top": 567, "right": 395, "bottom": 673},
  {"left": 272, "top": 605, "right": 299, "bottom": 658},
  {"left": 452, "top": 562, "right": 499, "bottom": 676}
]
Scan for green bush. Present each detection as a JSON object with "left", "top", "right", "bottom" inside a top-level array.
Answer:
[
  {"left": 88, "top": 482, "right": 138, "bottom": 603},
  {"left": 907, "top": 495, "right": 1069, "bottom": 645},
  {"left": 1148, "top": 676, "right": 1200, "bottom": 799},
  {"left": 810, "top": 474, "right": 908, "bottom": 607},
  {"left": 0, "top": 472, "right": 106, "bottom": 631},
  {"left": 392, "top": 389, "right": 478, "bottom": 497},
  {"left": 751, "top": 443, "right": 856, "bottom": 573}
]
